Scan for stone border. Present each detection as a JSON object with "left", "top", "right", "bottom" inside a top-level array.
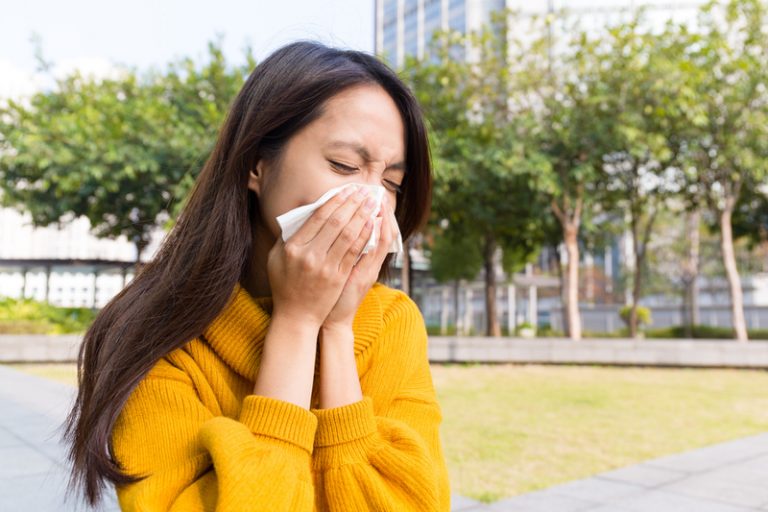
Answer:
[
  {"left": 0, "top": 335, "right": 81, "bottom": 363},
  {"left": 4, "top": 335, "right": 768, "bottom": 368},
  {"left": 428, "top": 337, "right": 768, "bottom": 368}
]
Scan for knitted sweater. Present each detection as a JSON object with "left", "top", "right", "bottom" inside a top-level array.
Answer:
[{"left": 110, "top": 281, "right": 451, "bottom": 511}]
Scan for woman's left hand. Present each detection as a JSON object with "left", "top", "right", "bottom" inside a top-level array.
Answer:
[{"left": 321, "top": 198, "right": 397, "bottom": 331}]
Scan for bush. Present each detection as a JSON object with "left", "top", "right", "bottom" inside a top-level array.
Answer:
[
  {"left": 619, "top": 305, "right": 652, "bottom": 328},
  {"left": 0, "top": 296, "right": 97, "bottom": 334},
  {"left": 426, "top": 324, "right": 480, "bottom": 336},
  {"left": 425, "top": 324, "right": 514, "bottom": 336},
  {"left": 645, "top": 325, "right": 768, "bottom": 340}
]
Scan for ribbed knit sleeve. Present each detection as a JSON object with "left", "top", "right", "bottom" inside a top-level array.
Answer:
[
  {"left": 309, "top": 292, "right": 451, "bottom": 511},
  {"left": 111, "top": 363, "right": 317, "bottom": 511}
]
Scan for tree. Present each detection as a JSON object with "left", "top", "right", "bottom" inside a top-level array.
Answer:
[
  {"left": 679, "top": 0, "right": 768, "bottom": 341},
  {"left": 531, "top": 14, "right": 620, "bottom": 340},
  {"left": 425, "top": 222, "right": 483, "bottom": 334},
  {"left": 0, "top": 40, "right": 253, "bottom": 272},
  {"left": 598, "top": 13, "right": 693, "bottom": 338},
  {"left": 403, "top": 16, "right": 550, "bottom": 337}
]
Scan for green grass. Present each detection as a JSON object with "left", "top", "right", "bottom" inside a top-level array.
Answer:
[
  {"left": 431, "top": 363, "right": 768, "bottom": 502},
  {"left": 6, "top": 362, "right": 768, "bottom": 503}
]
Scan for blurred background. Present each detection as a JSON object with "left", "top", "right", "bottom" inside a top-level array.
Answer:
[{"left": 2, "top": 0, "right": 768, "bottom": 510}]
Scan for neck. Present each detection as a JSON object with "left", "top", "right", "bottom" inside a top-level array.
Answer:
[{"left": 242, "top": 220, "right": 275, "bottom": 299}]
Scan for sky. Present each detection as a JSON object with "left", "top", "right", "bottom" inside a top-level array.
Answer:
[{"left": 0, "top": 0, "right": 374, "bottom": 97}]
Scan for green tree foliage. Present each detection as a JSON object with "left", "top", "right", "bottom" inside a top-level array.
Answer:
[
  {"left": 402, "top": 15, "right": 551, "bottom": 336},
  {"left": 674, "top": 0, "right": 768, "bottom": 341},
  {"left": 0, "top": 40, "right": 254, "bottom": 268}
]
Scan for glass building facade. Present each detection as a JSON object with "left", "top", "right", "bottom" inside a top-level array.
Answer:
[{"left": 375, "top": 0, "right": 706, "bottom": 68}]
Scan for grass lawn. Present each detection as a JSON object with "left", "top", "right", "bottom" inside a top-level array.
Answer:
[
  {"left": 432, "top": 363, "right": 768, "bottom": 502},
  {"left": 5, "top": 362, "right": 768, "bottom": 502}
]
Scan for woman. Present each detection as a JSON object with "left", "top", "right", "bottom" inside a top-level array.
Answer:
[{"left": 62, "top": 40, "right": 451, "bottom": 511}]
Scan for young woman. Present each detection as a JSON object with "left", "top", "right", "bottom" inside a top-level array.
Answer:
[{"left": 62, "top": 40, "right": 451, "bottom": 511}]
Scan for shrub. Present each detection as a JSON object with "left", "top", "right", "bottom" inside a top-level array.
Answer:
[
  {"left": 0, "top": 296, "right": 97, "bottom": 334},
  {"left": 645, "top": 325, "right": 768, "bottom": 340},
  {"left": 619, "top": 305, "right": 652, "bottom": 328}
]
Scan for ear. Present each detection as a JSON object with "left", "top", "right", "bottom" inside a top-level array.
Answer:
[{"left": 248, "top": 159, "right": 267, "bottom": 196}]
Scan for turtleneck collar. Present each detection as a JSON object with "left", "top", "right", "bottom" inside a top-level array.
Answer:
[{"left": 201, "top": 281, "right": 384, "bottom": 382}]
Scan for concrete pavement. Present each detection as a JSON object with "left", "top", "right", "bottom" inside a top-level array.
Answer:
[{"left": 2, "top": 363, "right": 767, "bottom": 511}]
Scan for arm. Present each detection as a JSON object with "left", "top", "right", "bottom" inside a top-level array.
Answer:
[
  {"left": 253, "top": 314, "right": 320, "bottom": 408},
  {"left": 111, "top": 316, "right": 320, "bottom": 511},
  {"left": 311, "top": 292, "right": 451, "bottom": 511},
  {"left": 316, "top": 324, "right": 363, "bottom": 409}
]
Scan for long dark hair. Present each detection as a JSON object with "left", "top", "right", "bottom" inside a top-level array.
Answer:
[{"left": 62, "top": 39, "right": 433, "bottom": 507}]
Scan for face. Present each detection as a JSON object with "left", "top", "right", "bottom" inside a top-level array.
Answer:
[{"left": 248, "top": 83, "right": 406, "bottom": 241}]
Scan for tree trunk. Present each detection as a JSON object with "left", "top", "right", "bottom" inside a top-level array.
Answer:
[
  {"left": 440, "top": 286, "right": 450, "bottom": 335},
  {"left": 453, "top": 279, "right": 460, "bottom": 335},
  {"left": 563, "top": 223, "right": 582, "bottom": 340},
  {"left": 720, "top": 205, "right": 748, "bottom": 342},
  {"left": 629, "top": 257, "right": 644, "bottom": 339},
  {"left": 585, "top": 252, "right": 594, "bottom": 305},
  {"left": 628, "top": 204, "right": 640, "bottom": 338},
  {"left": 553, "top": 244, "right": 569, "bottom": 335},
  {"left": 682, "top": 209, "right": 701, "bottom": 338},
  {"left": 628, "top": 214, "right": 639, "bottom": 338},
  {"left": 134, "top": 239, "right": 149, "bottom": 277},
  {"left": 628, "top": 199, "right": 659, "bottom": 339},
  {"left": 401, "top": 238, "right": 411, "bottom": 296},
  {"left": 483, "top": 234, "right": 501, "bottom": 337}
]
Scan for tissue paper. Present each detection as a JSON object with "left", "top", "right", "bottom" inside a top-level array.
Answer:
[{"left": 275, "top": 183, "right": 404, "bottom": 256}]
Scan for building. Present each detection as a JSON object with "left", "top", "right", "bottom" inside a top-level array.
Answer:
[
  {"left": 375, "top": 0, "right": 706, "bottom": 69},
  {"left": 375, "top": 0, "right": 732, "bottom": 335},
  {"left": 0, "top": 200, "right": 165, "bottom": 308}
]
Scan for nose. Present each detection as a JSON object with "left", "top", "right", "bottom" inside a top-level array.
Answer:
[{"left": 361, "top": 165, "right": 385, "bottom": 189}]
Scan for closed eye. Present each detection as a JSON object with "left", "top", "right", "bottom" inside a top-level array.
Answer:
[
  {"left": 329, "top": 160, "right": 403, "bottom": 194},
  {"left": 329, "top": 160, "right": 357, "bottom": 172}
]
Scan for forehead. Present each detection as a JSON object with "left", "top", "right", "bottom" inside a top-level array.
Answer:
[{"left": 308, "top": 84, "right": 406, "bottom": 161}]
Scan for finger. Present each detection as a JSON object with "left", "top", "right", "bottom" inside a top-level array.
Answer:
[
  {"left": 373, "top": 200, "right": 394, "bottom": 260},
  {"left": 327, "top": 191, "right": 378, "bottom": 263},
  {"left": 338, "top": 215, "right": 375, "bottom": 275},
  {"left": 287, "top": 184, "right": 359, "bottom": 246}
]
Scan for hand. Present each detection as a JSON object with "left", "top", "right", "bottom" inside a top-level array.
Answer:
[
  {"left": 322, "top": 197, "right": 397, "bottom": 331},
  {"left": 266, "top": 185, "right": 379, "bottom": 328}
]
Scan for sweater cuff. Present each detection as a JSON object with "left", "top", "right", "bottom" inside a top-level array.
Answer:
[
  {"left": 311, "top": 396, "right": 377, "bottom": 447},
  {"left": 239, "top": 394, "right": 318, "bottom": 454}
]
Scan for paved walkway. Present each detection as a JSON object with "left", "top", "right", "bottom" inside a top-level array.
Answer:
[
  {"left": 2, "top": 364, "right": 767, "bottom": 511},
  {"left": 454, "top": 432, "right": 768, "bottom": 511},
  {"left": 0, "top": 364, "right": 119, "bottom": 511}
]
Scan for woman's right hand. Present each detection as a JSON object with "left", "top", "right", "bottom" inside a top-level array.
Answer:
[{"left": 266, "top": 184, "right": 378, "bottom": 328}]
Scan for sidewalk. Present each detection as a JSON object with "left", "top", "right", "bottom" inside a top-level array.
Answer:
[
  {"left": 0, "top": 364, "right": 119, "bottom": 511},
  {"left": 453, "top": 437, "right": 768, "bottom": 512},
  {"left": 2, "top": 364, "right": 767, "bottom": 511}
]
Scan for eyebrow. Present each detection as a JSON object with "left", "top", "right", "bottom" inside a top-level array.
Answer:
[{"left": 325, "top": 140, "right": 406, "bottom": 172}]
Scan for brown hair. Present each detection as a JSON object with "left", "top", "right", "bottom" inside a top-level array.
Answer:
[{"left": 62, "top": 39, "right": 433, "bottom": 507}]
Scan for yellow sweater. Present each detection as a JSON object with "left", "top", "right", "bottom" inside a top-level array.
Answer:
[{"left": 111, "top": 281, "right": 451, "bottom": 511}]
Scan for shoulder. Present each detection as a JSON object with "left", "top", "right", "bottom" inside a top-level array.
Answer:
[
  {"left": 369, "top": 283, "right": 428, "bottom": 363},
  {"left": 364, "top": 284, "right": 431, "bottom": 390},
  {"left": 132, "top": 341, "right": 203, "bottom": 391},
  {"left": 370, "top": 282, "right": 424, "bottom": 325}
]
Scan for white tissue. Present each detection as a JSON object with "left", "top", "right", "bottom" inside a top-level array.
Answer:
[{"left": 275, "top": 183, "right": 404, "bottom": 258}]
